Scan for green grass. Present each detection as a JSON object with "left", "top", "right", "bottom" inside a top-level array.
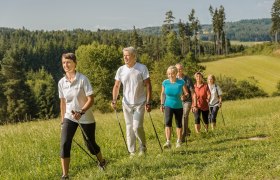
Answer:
[
  {"left": 201, "top": 55, "right": 280, "bottom": 95},
  {"left": 1, "top": 97, "right": 280, "bottom": 179}
]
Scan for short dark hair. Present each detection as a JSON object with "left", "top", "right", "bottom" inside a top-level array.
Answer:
[{"left": 62, "top": 53, "right": 77, "bottom": 63}]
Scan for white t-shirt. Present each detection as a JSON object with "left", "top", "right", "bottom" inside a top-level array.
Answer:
[
  {"left": 115, "top": 62, "right": 149, "bottom": 105},
  {"left": 58, "top": 72, "right": 95, "bottom": 124},
  {"left": 208, "top": 84, "right": 222, "bottom": 106}
]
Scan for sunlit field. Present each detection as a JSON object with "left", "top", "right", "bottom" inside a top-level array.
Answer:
[
  {"left": 1, "top": 97, "right": 280, "bottom": 179},
  {"left": 201, "top": 55, "right": 280, "bottom": 95}
]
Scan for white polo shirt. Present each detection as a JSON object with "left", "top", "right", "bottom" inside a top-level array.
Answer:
[
  {"left": 58, "top": 72, "right": 95, "bottom": 124},
  {"left": 115, "top": 62, "right": 149, "bottom": 105}
]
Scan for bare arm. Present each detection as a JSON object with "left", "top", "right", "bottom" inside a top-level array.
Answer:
[
  {"left": 72, "top": 95, "right": 94, "bottom": 120},
  {"left": 181, "top": 85, "right": 189, "bottom": 101},
  {"left": 219, "top": 96, "right": 222, "bottom": 107},
  {"left": 111, "top": 80, "right": 121, "bottom": 109},
  {"left": 191, "top": 91, "right": 198, "bottom": 112},
  {"left": 207, "top": 87, "right": 211, "bottom": 104},
  {"left": 144, "top": 78, "right": 152, "bottom": 112},
  {"left": 60, "top": 98, "right": 66, "bottom": 123},
  {"left": 82, "top": 95, "right": 94, "bottom": 111},
  {"left": 160, "top": 85, "right": 165, "bottom": 113}
]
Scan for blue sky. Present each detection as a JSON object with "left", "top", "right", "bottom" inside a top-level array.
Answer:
[{"left": 0, "top": 0, "right": 274, "bottom": 31}]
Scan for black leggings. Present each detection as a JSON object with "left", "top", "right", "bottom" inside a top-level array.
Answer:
[
  {"left": 193, "top": 109, "right": 209, "bottom": 125},
  {"left": 60, "top": 118, "right": 100, "bottom": 158},
  {"left": 164, "top": 106, "right": 183, "bottom": 128}
]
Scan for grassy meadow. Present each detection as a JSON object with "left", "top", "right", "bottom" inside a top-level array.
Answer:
[
  {"left": 201, "top": 55, "right": 280, "bottom": 95},
  {"left": 1, "top": 96, "right": 280, "bottom": 179}
]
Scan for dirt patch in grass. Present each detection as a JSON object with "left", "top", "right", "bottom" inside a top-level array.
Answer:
[{"left": 248, "top": 135, "right": 269, "bottom": 141}]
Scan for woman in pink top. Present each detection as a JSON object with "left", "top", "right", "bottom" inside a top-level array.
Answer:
[{"left": 192, "top": 72, "right": 211, "bottom": 133}]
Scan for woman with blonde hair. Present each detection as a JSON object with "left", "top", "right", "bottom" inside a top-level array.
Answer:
[
  {"left": 160, "top": 66, "right": 189, "bottom": 148},
  {"left": 207, "top": 74, "right": 222, "bottom": 129}
]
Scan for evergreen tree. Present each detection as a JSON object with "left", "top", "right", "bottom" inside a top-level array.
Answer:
[
  {"left": 162, "top": 10, "right": 175, "bottom": 35},
  {"left": 131, "top": 26, "right": 143, "bottom": 53},
  {"left": 209, "top": 5, "right": 226, "bottom": 55},
  {"left": 166, "top": 31, "right": 181, "bottom": 56},
  {"left": 1, "top": 50, "right": 33, "bottom": 122},
  {"left": 0, "top": 73, "right": 7, "bottom": 123},
  {"left": 271, "top": 0, "right": 280, "bottom": 42},
  {"left": 26, "top": 68, "right": 58, "bottom": 119},
  {"left": 188, "top": 9, "right": 201, "bottom": 58}
]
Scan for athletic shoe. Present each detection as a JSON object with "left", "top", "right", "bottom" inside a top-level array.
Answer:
[
  {"left": 139, "top": 150, "right": 146, "bottom": 156},
  {"left": 163, "top": 142, "right": 171, "bottom": 149},
  {"left": 176, "top": 142, "right": 182, "bottom": 148},
  {"left": 98, "top": 159, "right": 107, "bottom": 170},
  {"left": 139, "top": 145, "right": 147, "bottom": 156},
  {"left": 61, "top": 175, "right": 69, "bottom": 180},
  {"left": 130, "top": 152, "right": 136, "bottom": 159}
]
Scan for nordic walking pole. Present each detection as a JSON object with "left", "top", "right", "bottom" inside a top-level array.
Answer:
[
  {"left": 72, "top": 138, "right": 97, "bottom": 163},
  {"left": 114, "top": 109, "right": 129, "bottom": 153},
  {"left": 220, "top": 107, "right": 226, "bottom": 126},
  {"left": 200, "top": 118, "right": 208, "bottom": 132},
  {"left": 71, "top": 110, "right": 104, "bottom": 170},
  {"left": 148, "top": 112, "right": 163, "bottom": 153}
]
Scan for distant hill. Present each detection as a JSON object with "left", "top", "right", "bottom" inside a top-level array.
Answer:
[
  {"left": 134, "top": 18, "right": 272, "bottom": 42},
  {"left": 201, "top": 55, "right": 280, "bottom": 95}
]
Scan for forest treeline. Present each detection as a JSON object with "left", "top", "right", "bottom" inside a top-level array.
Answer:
[
  {"left": 0, "top": 3, "right": 279, "bottom": 124},
  {"left": 131, "top": 18, "right": 273, "bottom": 42}
]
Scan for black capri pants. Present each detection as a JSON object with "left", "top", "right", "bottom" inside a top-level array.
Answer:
[
  {"left": 60, "top": 118, "right": 100, "bottom": 158},
  {"left": 164, "top": 106, "right": 183, "bottom": 128},
  {"left": 193, "top": 109, "right": 209, "bottom": 125}
]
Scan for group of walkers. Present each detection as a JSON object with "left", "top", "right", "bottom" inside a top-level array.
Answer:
[{"left": 58, "top": 46, "right": 222, "bottom": 179}]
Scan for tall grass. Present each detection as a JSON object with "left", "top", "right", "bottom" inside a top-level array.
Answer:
[
  {"left": 201, "top": 55, "right": 280, "bottom": 95},
  {"left": 1, "top": 97, "right": 280, "bottom": 179}
]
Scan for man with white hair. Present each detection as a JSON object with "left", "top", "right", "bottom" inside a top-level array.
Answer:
[
  {"left": 176, "top": 63, "right": 195, "bottom": 142},
  {"left": 111, "top": 47, "right": 152, "bottom": 157}
]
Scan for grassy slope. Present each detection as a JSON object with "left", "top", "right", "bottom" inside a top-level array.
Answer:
[
  {"left": 201, "top": 55, "right": 280, "bottom": 95},
  {"left": 1, "top": 97, "right": 280, "bottom": 179}
]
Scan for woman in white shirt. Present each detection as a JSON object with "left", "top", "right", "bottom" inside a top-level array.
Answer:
[{"left": 207, "top": 74, "right": 222, "bottom": 130}]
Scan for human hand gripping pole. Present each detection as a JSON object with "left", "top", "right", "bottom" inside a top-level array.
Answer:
[{"left": 71, "top": 110, "right": 105, "bottom": 170}]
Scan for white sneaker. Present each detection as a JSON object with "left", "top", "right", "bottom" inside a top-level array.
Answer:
[
  {"left": 138, "top": 151, "right": 146, "bottom": 156},
  {"left": 176, "top": 142, "right": 182, "bottom": 148},
  {"left": 163, "top": 142, "right": 171, "bottom": 149},
  {"left": 139, "top": 145, "right": 147, "bottom": 156},
  {"left": 130, "top": 152, "right": 136, "bottom": 159}
]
